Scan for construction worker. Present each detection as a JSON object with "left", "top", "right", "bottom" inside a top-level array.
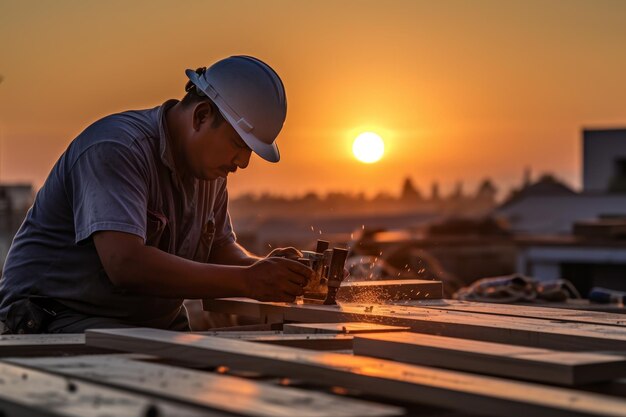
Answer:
[{"left": 0, "top": 55, "right": 313, "bottom": 334}]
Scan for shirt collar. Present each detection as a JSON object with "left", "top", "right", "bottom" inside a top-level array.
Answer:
[{"left": 157, "top": 99, "right": 181, "bottom": 175}]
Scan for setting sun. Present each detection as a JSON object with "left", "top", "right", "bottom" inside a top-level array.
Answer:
[{"left": 352, "top": 132, "right": 385, "bottom": 164}]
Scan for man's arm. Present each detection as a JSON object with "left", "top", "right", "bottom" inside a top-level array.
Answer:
[
  {"left": 93, "top": 231, "right": 312, "bottom": 301},
  {"left": 209, "top": 242, "right": 304, "bottom": 266},
  {"left": 209, "top": 241, "right": 260, "bottom": 266}
]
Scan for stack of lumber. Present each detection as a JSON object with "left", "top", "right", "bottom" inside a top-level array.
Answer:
[
  {"left": 1, "top": 278, "right": 626, "bottom": 417},
  {"left": 0, "top": 334, "right": 401, "bottom": 417}
]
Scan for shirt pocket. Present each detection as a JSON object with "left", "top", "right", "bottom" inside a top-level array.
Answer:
[
  {"left": 146, "top": 210, "right": 171, "bottom": 251},
  {"left": 194, "top": 215, "right": 215, "bottom": 263}
]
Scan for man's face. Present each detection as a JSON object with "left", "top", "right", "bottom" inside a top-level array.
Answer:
[{"left": 186, "top": 103, "right": 253, "bottom": 181}]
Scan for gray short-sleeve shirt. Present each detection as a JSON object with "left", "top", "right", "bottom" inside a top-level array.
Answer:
[{"left": 0, "top": 100, "right": 236, "bottom": 328}]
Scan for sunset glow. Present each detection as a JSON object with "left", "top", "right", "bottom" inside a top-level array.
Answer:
[
  {"left": 353, "top": 132, "right": 385, "bottom": 164},
  {"left": 1, "top": 2, "right": 626, "bottom": 197}
]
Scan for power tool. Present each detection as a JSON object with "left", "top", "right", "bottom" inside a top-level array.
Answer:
[{"left": 297, "top": 240, "right": 349, "bottom": 305}]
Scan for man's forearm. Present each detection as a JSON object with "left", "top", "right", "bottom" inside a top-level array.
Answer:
[
  {"left": 209, "top": 241, "right": 260, "bottom": 266},
  {"left": 111, "top": 244, "right": 252, "bottom": 299},
  {"left": 94, "top": 231, "right": 313, "bottom": 303}
]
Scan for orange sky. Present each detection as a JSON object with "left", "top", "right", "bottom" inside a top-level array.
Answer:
[{"left": 1, "top": 0, "right": 625, "bottom": 198}]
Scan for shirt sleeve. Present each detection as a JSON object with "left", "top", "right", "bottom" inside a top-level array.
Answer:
[
  {"left": 211, "top": 179, "right": 236, "bottom": 249},
  {"left": 66, "top": 141, "right": 150, "bottom": 244}
]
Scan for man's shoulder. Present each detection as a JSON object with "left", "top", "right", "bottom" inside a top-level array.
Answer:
[
  {"left": 84, "top": 105, "right": 162, "bottom": 147},
  {"left": 63, "top": 104, "right": 167, "bottom": 169}
]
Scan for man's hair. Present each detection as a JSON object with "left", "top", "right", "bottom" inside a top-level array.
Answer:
[{"left": 182, "top": 67, "right": 225, "bottom": 128}]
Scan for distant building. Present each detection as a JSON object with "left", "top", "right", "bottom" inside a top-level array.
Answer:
[
  {"left": 496, "top": 128, "right": 626, "bottom": 234},
  {"left": 0, "top": 184, "right": 34, "bottom": 272},
  {"left": 516, "top": 219, "right": 626, "bottom": 294},
  {"left": 583, "top": 128, "right": 626, "bottom": 193}
]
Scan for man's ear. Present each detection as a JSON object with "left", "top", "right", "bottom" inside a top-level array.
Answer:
[{"left": 192, "top": 101, "right": 215, "bottom": 131}]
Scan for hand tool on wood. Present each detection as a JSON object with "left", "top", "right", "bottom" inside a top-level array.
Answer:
[
  {"left": 324, "top": 248, "right": 349, "bottom": 305},
  {"left": 297, "top": 240, "right": 349, "bottom": 304}
]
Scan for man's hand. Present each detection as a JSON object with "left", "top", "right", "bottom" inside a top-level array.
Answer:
[
  {"left": 245, "top": 257, "right": 313, "bottom": 302},
  {"left": 267, "top": 246, "right": 302, "bottom": 260}
]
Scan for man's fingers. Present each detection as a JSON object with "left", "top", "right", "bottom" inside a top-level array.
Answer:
[
  {"left": 268, "top": 247, "right": 303, "bottom": 260},
  {"left": 283, "top": 281, "right": 305, "bottom": 297},
  {"left": 275, "top": 258, "right": 314, "bottom": 279},
  {"left": 279, "top": 247, "right": 303, "bottom": 258},
  {"left": 287, "top": 273, "right": 308, "bottom": 287}
]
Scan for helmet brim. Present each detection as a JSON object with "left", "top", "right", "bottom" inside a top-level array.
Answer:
[{"left": 222, "top": 110, "right": 281, "bottom": 163}]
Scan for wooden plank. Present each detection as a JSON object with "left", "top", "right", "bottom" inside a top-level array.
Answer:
[
  {"left": 396, "top": 299, "right": 626, "bottom": 327},
  {"left": 203, "top": 298, "right": 626, "bottom": 351},
  {"left": 0, "top": 334, "right": 115, "bottom": 357},
  {"left": 518, "top": 299, "right": 626, "bottom": 314},
  {"left": 197, "top": 331, "right": 355, "bottom": 350},
  {"left": 337, "top": 279, "right": 443, "bottom": 302},
  {"left": 8, "top": 354, "right": 401, "bottom": 417},
  {"left": 0, "top": 360, "right": 221, "bottom": 417},
  {"left": 283, "top": 322, "right": 410, "bottom": 334},
  {"left": 86, "top": 328, "right": 626, "bottom": 417},
  {"left": 353, "top": 332, "right": 626, "bottom": 385},
  {"left": 195, "top": 330, "right": 284, "bottom": 337}
]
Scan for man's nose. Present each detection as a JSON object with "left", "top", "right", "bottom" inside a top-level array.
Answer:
[{"left": 234, "top": 148, "right": 252, "bottom": 169}]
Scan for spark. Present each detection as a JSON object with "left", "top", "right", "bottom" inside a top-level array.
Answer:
[{"left": 216, "top": 366, "right": 229, "bottom": 374}]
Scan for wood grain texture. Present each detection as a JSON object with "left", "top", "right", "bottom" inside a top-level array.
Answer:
[
  {"left": 204, "top": 298, "right": 626, "bottom": 351},
  {"left": 86, "top": 328, "right": 626, "bottom": 417},
  {"left": 8, "top": 354, "right": 400, "bottom": 417},
  {"left": 0, "top": 360, "right": 220, "bottom": 417},
  {"left": 353, "top": 332, "right": 626, "bottom": 385},
  {"left": 394, "top": 299, "right": 626, "bottom": 327},
  {"left": 0, "top": 334, "right": 115, "bottom": 357},
  {"left": 336, "top": 279, "right": 443, "bottom": 302},
  {"left": 283, "top": 322, "right": 410, "bottom": 334}
]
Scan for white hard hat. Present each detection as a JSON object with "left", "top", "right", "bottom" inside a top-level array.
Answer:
[{"left": 185, "top": 55, "right": 287, "bottom": 163}]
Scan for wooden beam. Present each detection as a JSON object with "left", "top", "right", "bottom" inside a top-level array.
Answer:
[
  {"left": 283, "top": 322, "right": 410, "bottom": 334},
  {"left": 0, "top": 334, "right": 115, "bottom": 357},
  {"left": 336, "top": 279, "right": 443, "bottom": 302},
  {"left": 353, "top": 332, "right": 626, "bottom": 385},
  {"left": 8, "top": 354, "right": 401, "bottom": 417},
  {"left": 86, "top": 328, "right": 626, "bottom": 417},
  {"left": 196, "top": 331, "right": 355, "bottom": 350},
  {"left": 203, "top": 298, "right": 626, "bottom": 351},
  {"left": 395, "top": 299, "right": 626, "bottom": 327},
  {"left": 0, "top": 360, "right": 221, "bottom": 417}
]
